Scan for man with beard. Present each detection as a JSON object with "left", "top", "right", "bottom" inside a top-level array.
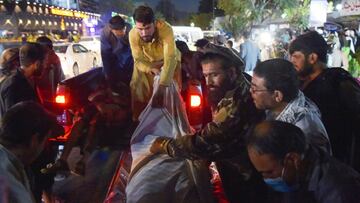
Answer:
[
  {"left": 36, "top": 36, "right": 65, "bottom": 104},
  {"left": 289, "top": 31, "right": 360, "bottom": 171},
  {"left": 129, "top": 5, "right": 181, "bottom": 120},
  {"left": 0, "top": 42, "right": 44, "bottom": 117},
  {"left": 150, "top": 44, "right": 267, "bottom": 203},
  {"left": 101, "top": 15, "right": 133, "bottom": 87},
  {"left": 0, "top": 42, "right": 57, "bottom": 202}
]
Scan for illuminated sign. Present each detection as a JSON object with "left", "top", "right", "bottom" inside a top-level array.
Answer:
[
  {"left": 51, "top": 8, "right": 89, "bottom": 19},
  {"left": 74, "top": 12, "right": 88, "bottom": 19}
]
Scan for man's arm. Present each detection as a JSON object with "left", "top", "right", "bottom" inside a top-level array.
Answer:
[
  {"left": 100, "top": 28, "right": 115, "bottom": 78},
  {"left": 157, "top": 23, "right": 178, "bottom": 86},
  {"left": 3, "top": 84, "right": 34, "bottom": 111},
  {"left": 152, "top": 94, "right": 263, "bottom": 160}
]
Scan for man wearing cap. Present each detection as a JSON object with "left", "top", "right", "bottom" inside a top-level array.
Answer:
[
  {"left": 0, "top": 42, "right": 44, "bottom": 117},
  {"left": 150, "top": 44, "right": 267, "bottom": 202},
  {"left": 129, "top": 5, "right": 181, "bottom": 120},
  {"left": 0, "top": 101, "right": 63, "bottom": 203},
  {"left": 289, "top": 31, "right": 360, "bottom": 171},
  {"left": 101, "top": 15, "right": 133, "bottom": 87}
]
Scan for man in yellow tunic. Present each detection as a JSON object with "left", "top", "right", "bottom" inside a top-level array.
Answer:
[{"left": 129, "top": 5, "right": 181, "bottom": 120}]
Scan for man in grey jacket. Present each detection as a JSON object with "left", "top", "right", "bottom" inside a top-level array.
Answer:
[{"left": 250, "top": 59, "right": 331, "bottom": 153}]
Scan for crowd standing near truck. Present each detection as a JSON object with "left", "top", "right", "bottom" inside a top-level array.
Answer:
[{"left": 1, "top": 3, "right": 360, "bottom": 203}]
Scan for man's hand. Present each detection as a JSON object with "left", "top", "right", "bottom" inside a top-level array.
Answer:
[
  {"left": 152, "top": 61, "right": 163, "bottom": 69},
  {"left": 150, "top": 68, "right": 161, "bottom": 76},
  {"left": 150, "top": 137, "right": 172, "bottom": 154},
  {"left": 151, "top": 84, "right": 166, "bottom": 108},
  {"left": 150, "top": 61, "right": 163, "bottom": 75}
]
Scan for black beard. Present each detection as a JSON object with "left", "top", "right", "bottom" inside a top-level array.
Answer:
[
  {"left": 207, "top": 88, "right": 225, "bottom": 107},
  {"left": 207, "top": 80, "right": 234, "bottom": 107},
  {"left": 298, "top": 60, "right": 314, "bottom": 78}
]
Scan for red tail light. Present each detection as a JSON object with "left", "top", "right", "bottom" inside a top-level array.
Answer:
[
  {"left": 55, "top": 95, "right": 66, "bottom": 104},
  {"left": 190, "top": 95, "right": 201, "bottom": 107},
  {"left": 55, "top": 84, "right": 69, "bottom": 106}
]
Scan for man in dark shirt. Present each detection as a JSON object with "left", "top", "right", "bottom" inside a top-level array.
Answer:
[
  {"left": 101, "top": 15, "right": 133, "bottom": 87},
  {"left": 36, "top": 36, "right": 65, "bottom": 104},
  {"left": 0, "top": 42, "right": 44, "bottom": 117},
  {"left": 151, "top": 44, "right": 267, "bottom": 202},
  {"left": 289, "top": 31, "right": 360, "bottom": 171},
  {"left": 247, "top": 120, "right": 360, "bottom": 203},
  {"left": 0, "top": 42, "right": 57, "bottom": 202}
]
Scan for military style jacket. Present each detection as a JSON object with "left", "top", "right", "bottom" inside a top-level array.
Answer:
[{"left": 163, "top": 73, "right": 266, "bottom": 202}]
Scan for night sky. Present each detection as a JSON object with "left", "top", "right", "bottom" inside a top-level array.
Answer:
[{"left": 135, "top": 0, "right": 200, "bottom": 12}]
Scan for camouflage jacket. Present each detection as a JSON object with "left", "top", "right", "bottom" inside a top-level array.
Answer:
[
  {"left": 165, "top": 74, "right": 263, "bottom": 162},
  {"left": 162, "top": 74, "right": 266, "bottom": 202}
]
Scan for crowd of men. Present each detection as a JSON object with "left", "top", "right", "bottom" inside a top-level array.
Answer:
[{"left": 0, "top": 4, "right": 360, "bottom": 203}]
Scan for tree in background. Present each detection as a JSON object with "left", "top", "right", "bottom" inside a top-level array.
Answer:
[
  {"left": 99, "top": 0, "right": 135, "bottom": 16},
  {"left": 191, "top": 0, "right": 224, "bottom": 30},
  {"left": 190, "top": 13, "right": 212, "bottom": 29},
  {"left": 218, "top": 0, "right": 307, "bottom": 38},
  {"left": 282, "top": 0, "right": 310, "bottom": 30},
  {"left": 155, "top": 0, "right": 177, "bottom": 24}
]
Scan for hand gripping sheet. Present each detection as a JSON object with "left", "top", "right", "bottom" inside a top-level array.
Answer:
[{"left": 126, "top": 76, "right": 214, "bottom": 203}]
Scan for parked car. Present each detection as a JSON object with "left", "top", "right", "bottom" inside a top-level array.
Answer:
[
  {"left": 53, "top": 43, "right": 99, "bottom": 79},
  {"left": 172, "top": 26, "right": 204, "bottom": 51},
  {"left": 78, "top": 35, "right": 102, "bottom": 66}
]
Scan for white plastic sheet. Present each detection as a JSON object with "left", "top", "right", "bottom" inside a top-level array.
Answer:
[{"left": 126, "top": 76, "right": 213, "bottom": 203}]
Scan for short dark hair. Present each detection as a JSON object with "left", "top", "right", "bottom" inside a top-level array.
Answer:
[
  {"left": 133, "top": 5, "right": 155, "bottom": 25},
  {"left": 254, "top": 59, "right": 299, "bottom": 102},
  {"left": 36, "top": 36, "right": 53, "bottom": 49},
  {"left": 194, "top": 38, "right": 209, "bottom": 48},
  {"left": 243, "top": 31, "right": 251, "bottom": 39},
  {"left": 246, "top": 120, "right": 306, "bottom": 161},
  {"left": 19, "top": 42, "right": 45, "bottom": 67},
  {"left": 109, "top": 15, "right": 126, "bottom": 30},
  {"left": 0, "top": 101, "right": 60, "bottom": 148},
  {"left": 288, "top": 31, "right": 328, "bottom": 63},
  {"left": 200, "top": 52, "right": 232, "bottom": 71}
]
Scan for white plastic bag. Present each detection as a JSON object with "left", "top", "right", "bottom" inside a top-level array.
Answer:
[{"left": 126, "top": 76, "right": 213, "bottom": 203}]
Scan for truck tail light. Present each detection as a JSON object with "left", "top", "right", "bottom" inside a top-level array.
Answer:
[
  {"left": 186, "top": 81, "right": 204, "bottom": 130},
  {"left": 190, "top": 94, "right": 201, "bottom": 108},
  {"left": 55, "top": 95, "right": 66, "bottom": 104},
  {"left": 55, "top": 84, "right": 69, "bottom": 106}
]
